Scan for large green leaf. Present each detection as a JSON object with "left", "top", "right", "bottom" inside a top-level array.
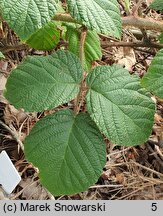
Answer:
[
  {"left": 65, "top": 25, "right": 102, "bottom": 71},
  {"left": 0, "top": 0, "right": 58, "bottom": 40},
  {"left": 86, "top": 65, "right": 155, "bottom": 146},
  {"left": 26, "top": 22, "right": 60, "bottom": 50},
  {"left": 67, "top": 0, "right": 121, "bottom": 38},
  {"left": 24, "top": 109, "right": 106, "bottom": 196},
  {"left": 150, "top": 0, "right": 163, "bottom": 12},
  {"left": 141, "top": 49, "right": 163, "bottom": 99},
  {"left": 5, "top": 50, "right": 83, "bottom": 112}
]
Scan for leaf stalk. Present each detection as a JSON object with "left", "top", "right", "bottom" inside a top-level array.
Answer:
[{"left": 74, "top": 27, "right": 88, "bottom": 114}]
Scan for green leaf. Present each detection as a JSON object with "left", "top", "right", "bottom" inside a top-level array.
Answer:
[
  {"left": 141, "top": 49, "right": 163, "bottom": 99},
  {"left": 0, "top": 0, "right": 58, "bottom": 40},
  {"left": 67, "top": 0, "right": 121, "bottom": 38},
  {"left": 5, "top": 50, "right": 83, "bottom": 112},
  {"left": 65, "top": 24, "right": 80, "bottom": 59},
  {"left": 86, "top": 65, "right": 155, "bottom": 146},
  {"left": 65, "top": 25, "right": 102, "bottom": 71},
  {"left": 26, "top": 22, "right": 60, "bottom": 51},
  {"left": 0, "top": 51, "right": 5, "bottom": 59},
  {"left": 124, "top": 0, "right": 130, "bottom": 13},
  {"left": 24, "top": 109, "right": 106, "bottom": 196},
  {"left": 150, "top": 0, "right": 163, "bottom": 12},
  {"left": 159, "top": 33, "right": 163, "bottom": 44}
]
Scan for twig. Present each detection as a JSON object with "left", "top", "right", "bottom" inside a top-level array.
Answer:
[
  {"left": 133, "top": 48, "right": 156, "bottom": 55},
  {"left": 132, "top": 0, "right": 144, "bottom": 16},
  {"left": 0, "top": 187, "right": 9, "bottom": 200},
  {"left": 107, "top": 161, "right": 163, "bottom": 178},
  {"left": 146, "top": 143, "right": 163, "bottom": 168},
  {"left": 102, "top": 41, "right": 163, "bottom": 49},
  {"left": 0, "top": 120, "right": 24, "bottom": 151},
  {"left": 107, "top": 147, "right": 132, "bottom": 158},
  {"left": 118, "top": 183, "right": 154, "bottom": 200},
  {"left": 147, "top": 139, "right": 163, "bottom": 148},
  {"left": 1, "top": 14, "right": 163, "bottom": 54},
  {"left": 129, "top": 29, "right": 157, "bottom": 40},
  {"left": 0, "top": 44, "right": 28, "bottom": 53},
  {"left": 155, "top": 145, "right": 163, "bottom": 161},
  {"left": 11, "top": 179, "right": 39, "bottom": 200},
  {"left": 44, "top": 186, "right": 55, "bottom": 200},
  {"left": 132, "top": 161, "right": 163, "bottom": 178},
  {"left": 89, "top": 184, "right": 123, "bottom": 189}
]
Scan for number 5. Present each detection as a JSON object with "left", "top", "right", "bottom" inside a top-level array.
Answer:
[{"left": 151, "top": 203, "right": 157, "bottom": 211}]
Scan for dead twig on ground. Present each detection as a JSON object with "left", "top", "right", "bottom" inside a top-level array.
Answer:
[
  {"left": 146, "top": 143, "right": 163, "bottom": 168},
  {"left": 0, "top": 44, "right": 28, "bottom": 53},
  {"left": 102, "top": 41, "right": 163, "bottom": 49},
  {"left": 0, "top": 120, "right": 24, "bottom": 151}
]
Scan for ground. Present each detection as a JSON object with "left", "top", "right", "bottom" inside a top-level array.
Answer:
[{"left": 0, "top": 0, "right": 163, "bottom": 200}]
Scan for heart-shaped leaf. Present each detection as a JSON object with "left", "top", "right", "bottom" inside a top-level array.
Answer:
[
  {"left": 67, "top": 0, "right": 121, "bottom": 38},
  {"left": 24, "top": 109, "right": 106, "bottom": 195},
  {"left": 0, "top": 0, "right": 58, "bottom": 40},
  {"left": 86, "top": 65, "right": 155, "bottom": 146},
  {"left": 5, "top": 50, "right": 83, "bottom": 112}
]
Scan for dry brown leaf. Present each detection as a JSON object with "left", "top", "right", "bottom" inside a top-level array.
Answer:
[
  {"left": 116, "top": 173, "right": 125, "bottom": 184},
  {"left": 0, "top": 74, "right": 7, "bottom": 91},
  {"left": 4, "top": 104, "right": 28, "bottom": 126},
  {"left": 154, "top": 113, "right": 163, "bottom": 124},
  {"left": 0, "top": 191, "right": 9, "bottom": 200},
  {"left": 0, "top": 60, "right": 8, "bottom": 72},
  {"left": 116, "top": 47, "right": 136, "bottom": 71},
  {"left": 19, "top": 178, "right": 48, "bottom": 200}
]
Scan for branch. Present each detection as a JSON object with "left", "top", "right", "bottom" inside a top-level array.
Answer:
[
  {"left": 53, "top": 13, "right": 163, "bottom": 32},
  {"left": 0, "top": 120, "right": 24, "bottom": 151},
  {"left": 122, "top": 16, "right": 163, "bottom": 32},
  {"left": 0, "top": 44, "right": 28, "bottom": 53},
  {"left": 1, "top": 14, "right": 163, "bottom": 54},
  {"left": 146, "top": 142, "right": 163, "bottom": 168},
  {"left": 132, "top": 0, "right": 144, "bottom": 16},
  {"left": 102, "top": 41, "right": 163, "bottom": 49}
]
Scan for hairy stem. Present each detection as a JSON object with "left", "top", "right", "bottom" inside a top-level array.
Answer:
[
  {"left": 53, "top": 13, "right": 77, "bottom": 24},
  {"left": 74, "top": 27, "right": 87, "bottom": 114},
  {"left": 53, "top": 13, "right": 163, "bottom": 32},
  {"left": 79, "top": 27, "right": 87, "bottom": 68},
  {"left": 122, "top": 16, "right": 163, "bottom": 32}
]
